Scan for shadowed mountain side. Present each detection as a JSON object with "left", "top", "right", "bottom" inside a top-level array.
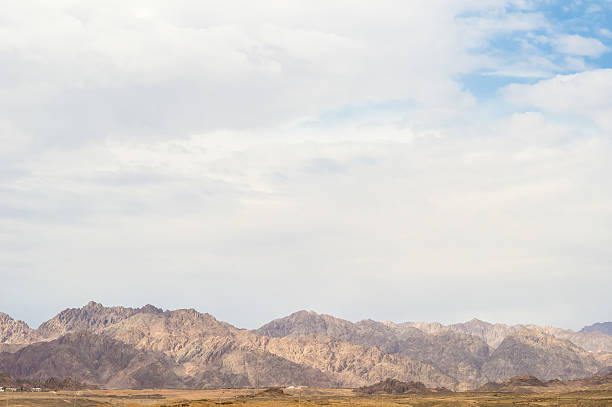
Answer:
[
  {"left": 581, "top": 322, "right": 612, "bottom": 336},
  {"left": 391, "top": 329, "right": 489, "bottom": 388},
  {"left": 0, "top": 331, "right": 336, "bottom": 389},
  {"left": 0, "top": 331, "right": 182, "bottom": 389},
  {"left": 481, "top": 329, "right": 601, "bottom": 382}
]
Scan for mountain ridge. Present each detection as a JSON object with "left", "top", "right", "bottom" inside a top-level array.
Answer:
[{"left": 1, "top": 302, "right": 610, "bottom": 390}]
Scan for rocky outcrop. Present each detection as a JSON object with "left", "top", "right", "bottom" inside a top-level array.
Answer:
[
  {"left": 446, "top": 319, "right": 518, "bottom": 349},
  {"left": 477, "top": 374, "right": 546, "bottom": 392},
  {"left": 526, "top": 325, "right": 612, "bottom": 353},
  {"left": 37, "top": 301, "right": 164, "bottom": 338},
  {"left": 356, "top": 378, "right": 429, "bottom": 394},
  {"left": 0, "top": 313, "right": 40, "bottom": 345}
]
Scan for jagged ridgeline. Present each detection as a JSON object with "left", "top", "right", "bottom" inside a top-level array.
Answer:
[{"left": 0, "top": 302, "right": 610, "bottom": 390}]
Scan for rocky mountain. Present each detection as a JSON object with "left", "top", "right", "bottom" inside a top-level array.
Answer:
[
  {"left": 0, "top": 303, "right": 456, "bottom": 389},
  {"left": 257, "top": 311, "right": 489, "bottom": 389},
  {"left": 257, "top": 311, "right": 609, "bottom": 389},
  {"left": 445, "top": 319, "right": 518, "bottom": 349},
  {"left": 0, "top": 303, "right": 610, "bottom": 390},
  {"left": 402, "top": 318, "right": 612, "bottom": 353},
  {"left": 480, "top": 329, "right": 601, "bottom": 382},
  {"left": 581, "top": 322, "right": 612, "bottom": 336},
  {"left": 0, "top": 312, "right": 40, "bottom": 347},
  {"left": 37, "top": 301, "right": 164, "bottom": 338},
  {"left": 528, "top": 325, "right": 612, "bottom": 353},
  {"left": 0, "top": 331, "right": 183, "bottom": 389}
]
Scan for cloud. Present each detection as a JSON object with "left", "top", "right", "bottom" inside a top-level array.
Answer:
[
  {"left": 0, "top": 0, "right": 549, "bottom": 150},
  {"left": 3, "top": 115, "right": 612, "bottom": 329},
  {"left": 551, "top": 34, "right": 609, "bottom": 57},
  {"left": 502, "top": 69, "right": 612, "bottom": 130},
  {"left": 1, "top": 1, "right": 611, "bottom": 330}
]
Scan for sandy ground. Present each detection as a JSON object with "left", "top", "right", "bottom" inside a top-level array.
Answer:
[{"left": 1, "top": 387, "right": 610, "bottom": 407}]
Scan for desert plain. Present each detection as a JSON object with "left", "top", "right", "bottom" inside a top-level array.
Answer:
[{"left": 3, "top": 386, "right": 611, "bottom": 407}]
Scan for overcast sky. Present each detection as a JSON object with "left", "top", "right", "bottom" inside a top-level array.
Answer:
[{"left": 1, "top": 1, "right": 611, "bottom": 331}]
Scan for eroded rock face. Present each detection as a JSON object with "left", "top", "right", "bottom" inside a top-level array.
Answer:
[
  {"left": 0, "top": 331, "right": 183, "bottom": 389},
  {"left": 481, "top": 329, "right": 601, "bottom": 382},
  {"left": 37, "top": 301, "right": 163, "bottom": 338},
  {"left": 255, "top": 312, "right": 609, "bottom": 389},
  {"left": 256, "top": 311, "right": 489, "bottom": 388},
  {"left": 0, "top": 304, "right": 455, "bottom": 389},
  {"left": 0, "top": 312, "right": 40, "bottom": 346}
]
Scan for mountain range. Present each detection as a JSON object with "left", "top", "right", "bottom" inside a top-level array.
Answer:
[{"left": 0, "top": 302, "right": 610, "bottom": 390}]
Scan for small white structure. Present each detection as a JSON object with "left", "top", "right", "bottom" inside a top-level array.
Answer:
[{"left": 32, "top": 387, "right": 42, "bottom": 392}]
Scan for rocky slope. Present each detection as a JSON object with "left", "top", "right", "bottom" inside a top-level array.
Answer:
[
  {"left": 402, "top": 318, "right": 612, "bottom": 353},
  {"left": 0, "top": 303, "right": 610, "bottom": 390},
  {"left": 0, "top": 331, "right": 183, "bottom": 389},
  {"left": 257, "top": 311, "right": 609, "bottom": 388},
  {"left": 37, "top": 301, "right": 164, "bottom": 338},
  {"left": 0, "top": 304, "right": 456, "bottom": 389},
  {"left": 256, "top": 311, "right": 489, "bottom": 388},
  {"left": 0, "top": 312, "right": 40, "bottom": 347},
  {"left": 481, "top": 329, "right": 601, "bottom": 382}
]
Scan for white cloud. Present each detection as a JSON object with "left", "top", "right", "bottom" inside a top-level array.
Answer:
[
  {"left": 0, "top": 0, "right": 548, "bottom": 150},
  {"left": 1, "top": 1, "right": 611, "bottom": 329},
  {"left": 502, "top": 69, "right": 612, "bottom": 130},
  {"left": 551, "top": 34, "right": 609, "bottom": 57},
  {"left": 3, "top": 114, "right": 612, "bottom": 329}
]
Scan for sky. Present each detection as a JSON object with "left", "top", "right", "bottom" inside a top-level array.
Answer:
[{"left": 1, "top": 0, "right": 611, "bottom": 331}]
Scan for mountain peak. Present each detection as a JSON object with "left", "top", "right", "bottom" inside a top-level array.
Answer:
[
  {"left": 84, "top": 300, "right": 103, "bottom": 309},
  {"left": 466, "top": 317, "right": 490, "bottom": 325},
  {"left": 0, "top": 312, "right": 38, "bottom": 345}
]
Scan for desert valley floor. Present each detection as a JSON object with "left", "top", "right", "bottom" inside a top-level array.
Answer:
[{"left": 2, "top": 387, "right": 611, "bottom": 407}]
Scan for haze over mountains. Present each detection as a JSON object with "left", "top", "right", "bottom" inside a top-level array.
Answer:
[{"left": 0, "top": 302, "right": 610, "bottom": 390}]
